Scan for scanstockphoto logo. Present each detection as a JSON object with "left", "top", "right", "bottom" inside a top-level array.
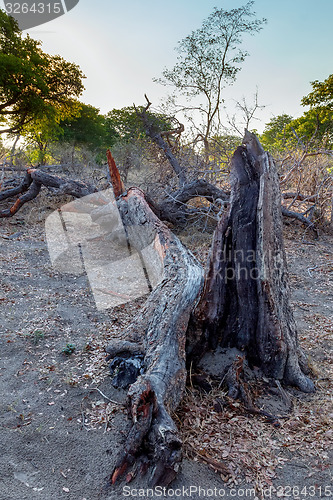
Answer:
[
  {"left": 1, "top": 0, "right": 80, "bottom": 30},
  {"left": 45, "top": 189, "right": 164, "bottom": 312}
]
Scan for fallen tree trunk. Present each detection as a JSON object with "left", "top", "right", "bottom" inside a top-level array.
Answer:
[
  {"left": 102, "top": 187, "right": 204, "bottom": 486},
  {"left": 1, "top": 137, "right": 316, "bottom": 487},
  {"left": 0, "top": 168, "right": 96, "bottom": 217},
  {"left": 281, "top": 205, "right": 317, "bottom": 235},
  {"left": 0, "top": 164, "right": 317, "bottom": 232},
  {"left": 0, "top": 170, "right": 33, "bottom": 202},
  {"left": 282, "top": 192, "right": 318, "bottom": 202}
]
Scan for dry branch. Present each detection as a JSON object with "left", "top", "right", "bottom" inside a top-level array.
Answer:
[
  {"left": 281, "top": 206, "right": 318, "bottom": 235},
  {"left": 0, "top": 168, "right": 96, "bottom": 218},
  {"left": 0, "top": 170, "right": 32, "bottom": 202},
  {"left": 158, "top": 179, "right": 229, "bottom": 225},
  {"left": 135, "top": 96, "right": 187, "bottom": 187},
  {"left": 106, "top": 149, "right": 125, "bottom": 197}
]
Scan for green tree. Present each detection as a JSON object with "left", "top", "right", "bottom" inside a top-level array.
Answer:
[
  {"left": 20, "top": 103, "right": 81, "bottom": 164},
  {"left": 288, "top": 109, "right": 333, "bottom": 148},
  {"left": 59, "top": 104, "right": 117, "bottom": 150},
  {"left": 105, "top": 106, "right": 172, "bottom": 143},
  {"left": 261, "top": 75, "right": 333, "bottom": 152},
  {"left": 301, "top": 74, "right": 333, "bottom": 108},
  {"left": 57, "top": 104, "right": 120, "bottom": 163},
  {"left": 0, "top": 9, "right": 85, "bottom": 135},
  {"left": 156, "top": 1, "right": 266, "bottom": 151},
  {"left": 295, "top": 74, "right": 333, "bottom": 147},
  {"left": 23, "top": 104, "right": 121, "bottom": 165},
  {"left": 260, "top": 114, "right": 294, "bottom": 151}
]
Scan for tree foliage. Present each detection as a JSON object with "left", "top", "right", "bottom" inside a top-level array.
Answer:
[
  {"left": 157, "top": 1, "right": 266, "bottom": 148},
  {"left": 298, "top": 74, "right": 333, "bottom": 147},
  {"left": 301, "top": 74, "right": 333, "bottom": 108},
  {"left": 59, "top": 104, "right": 119, "bottom": 151},
  {"left": 260, "top": 114, "right": 294, "bottom": 151},
  {"left": 105, "top": 106, "right": 172, "bottom": 143},
  {"left": 0, "top": 9, "right": 85, "bottom": 135},
  {"left": 261, "top": 75, "right": 333, "bottom": 152}
]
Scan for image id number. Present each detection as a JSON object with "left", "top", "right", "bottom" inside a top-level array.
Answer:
[{"left": 5, "top": 3, "right": 62, "bottom": 15}]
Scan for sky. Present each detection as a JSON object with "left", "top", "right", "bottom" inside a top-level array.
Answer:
[{"left": 14, "top": 0, "right": 333, "bottom": 132}]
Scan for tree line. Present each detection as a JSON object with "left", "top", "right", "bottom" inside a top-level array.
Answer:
[{"left": 1, "top": 3, "right": 332, "bottom": 171}]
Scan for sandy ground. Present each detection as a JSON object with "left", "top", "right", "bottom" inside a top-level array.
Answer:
[{"left": 0, "top": 209, "right": 332, "bottom": 500}]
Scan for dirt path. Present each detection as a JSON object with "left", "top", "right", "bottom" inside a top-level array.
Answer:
[{"left": 0, "top": 213, "right": 332, "bottom": 500}]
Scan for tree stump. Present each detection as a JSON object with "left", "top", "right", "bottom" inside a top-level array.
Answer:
[{"left": 190, "top": 131, "right": 314, "bottom": 393}]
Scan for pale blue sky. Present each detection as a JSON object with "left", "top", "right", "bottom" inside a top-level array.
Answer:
[{"left": 26, "top": 0, "right": 333, "bottom": 132}]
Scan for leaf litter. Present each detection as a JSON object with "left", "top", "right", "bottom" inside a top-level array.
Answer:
[{"left": 0, "top": 215, "right": 332, "bottom": 496}]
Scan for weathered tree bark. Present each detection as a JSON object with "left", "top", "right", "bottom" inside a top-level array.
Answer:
[
  {"left": 158, "top": 179, "right": 229, "bottom": 226},
  {"left": 106, "top": 149, "right": 125, "bottom": 197},
  {"left": 1, "top": 133, "right": 316, "bottom": 487},
  {"left": 0, "top": 170, "right": 33, "bottom": 202},
  {"left": 189, "top": 132, "right": 314, "bottom": 393},
  {"left": 103, "top": 187, "right": 203, "bottom": 486}
]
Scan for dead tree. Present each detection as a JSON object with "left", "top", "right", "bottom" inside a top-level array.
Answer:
[
  {"left": 0, "top": 133, "right": 316, "bottom": 487},
  {"left": 105, "top": 187, "right": 204, "bottom": 486},
  {"left": 188, "top": 132, "right": 314, "bottom": 393},
  {"left": 0, "top": 168, "right": 96, "bottom": 217},
  {"left": 134, "top": 97, "right": 319, "bottom": 231},
  {"left": 0, "top": 103, "right": 318, "bottom": 231},
  {"left": 103, "top": 132, "right": 314, "bottom": 487}
]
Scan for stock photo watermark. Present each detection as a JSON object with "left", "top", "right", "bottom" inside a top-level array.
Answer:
[
  {"left": 45, "top": 188, "right": 164, "bottom": 311},
  {"left": 1, "top": 0, "right": 80, "bottom": 30},
  {"left": 121, "top": 484, "right": 333, "bottom": 498}
]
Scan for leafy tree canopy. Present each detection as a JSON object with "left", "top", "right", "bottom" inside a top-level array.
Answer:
[
  {"left": 261, "top": 75, "right": 333, "bottom": 152},
  {"left": 301, "top": 74, "right": 333, "bottom": 108},
  {"left": 298, "top": 74, "right": 333, "bottom": 147},
  {"left": 59, "top": 104, "right": 118, "bottom": 150},
  {"left": 260, "top": 114, "right": 294, "bottom": 151},
  {"left": 105, "top": 106, "right": 173, "bottom": 143},
  {"left": 0, "top": 9, "right": 85, "bottom": 135},
  {"left": 289, "top": 108, "right": 333, "bottom": 148}
]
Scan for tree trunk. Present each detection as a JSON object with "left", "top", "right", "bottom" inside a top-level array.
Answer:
[
  {"left": 0, "top": 134, "right": 316, "bottom": 487},
  {"left": 103, "top": 187, "right": 203, "bottom": 486},
  {"left": 189, "top": 131, "right": 314, "bottom": 393},
  {"left": 0, "top": 168, "right": 96, "bottom": 217}
]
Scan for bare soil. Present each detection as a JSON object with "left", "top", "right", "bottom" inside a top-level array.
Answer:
[{"left": 0, "top": 204, "right": 332, "bottom": 500}]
